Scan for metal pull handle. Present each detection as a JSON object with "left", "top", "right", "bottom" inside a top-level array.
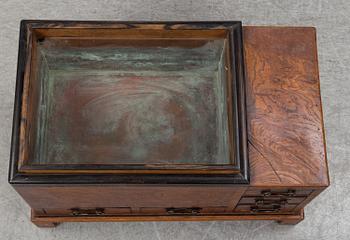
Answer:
[
  {"left": 251, "top": 207, "right": 281, "bottom": 213},
  {"left": 255, "top": 198, "right": 288, "bottom": 205},
  {"left": 261, "top": 189, "right": 295, "bottom": 197},
  {"left": 71, "top": 208, "right": 105, "bottom": 216},
  {"left": 250, "top": 204, "right": 281, "bottom": 213},
  {"left": 166, "top": 207, "right": 202, "bottom": 215}
]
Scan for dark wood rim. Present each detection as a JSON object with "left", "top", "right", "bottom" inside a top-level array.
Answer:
[{"left": 9, "top": 20, "right": 249, "bottom": 184}]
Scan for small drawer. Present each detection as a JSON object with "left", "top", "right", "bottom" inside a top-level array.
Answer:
[
  {"left": 235, "top": 189, "right": 307, "bottom": 214},
  {"left": 234, "top": 204, "right": 297, "bottom": 213},
  {"left": 244, "top": 189, "right": 313, "bottom": 197},
  {"left": 239, "top": 196, "right": 305, "bottom": 205},
  {"left": 139, "top": 206, "right": 227, "bottom": 215},
  {"left": 140, "top": 207, "right": 202, "bottom": 215},
  {"left": 36, "top": 207, "right": 132, "bottom": 216}
]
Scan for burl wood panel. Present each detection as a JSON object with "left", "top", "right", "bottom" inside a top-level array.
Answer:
[{"left": 244, "top": 27, "right": 329, "bottom": 187}]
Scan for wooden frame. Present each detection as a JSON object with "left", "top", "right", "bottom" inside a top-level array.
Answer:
[{"left": 9, "top": 20, "right": 249, "bottom": 185}]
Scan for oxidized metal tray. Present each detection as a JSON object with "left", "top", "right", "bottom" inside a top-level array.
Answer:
[{"left": 10, "top": 21, "right": 248, "bottom": 184}]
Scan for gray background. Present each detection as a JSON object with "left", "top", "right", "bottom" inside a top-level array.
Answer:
[{"left": 0, "top": 0, "right": 349, "bottom": 239}]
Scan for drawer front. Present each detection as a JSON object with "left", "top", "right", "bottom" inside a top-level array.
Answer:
[
  {"left": 35, "top": 206, "right": 228, "bottom": 217},
  {"left": 35, "top": 207, "right": 132, "bottom": 216},
  {"left": 235, "top": 204, "right": 296, "bottom": 213},
  {"left": 140, "top": 206, "right": 227, "bottom": 215},
  {"left": 239, "top": 196, "right": 305, "bottom": 205},
  {"left": 244, "top": 189, "right": 312, "bottom": 197},
  {"left": 234, "top": 188, "right": 314, "bottom": 214}
]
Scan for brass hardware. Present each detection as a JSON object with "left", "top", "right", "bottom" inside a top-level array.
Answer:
[
  {"left": 251, "top": 204, "right": 281, "bottom": 213},
  {"left": 95, "top": 208, "right": 105, "bottom": 215},
  {"left": 261, "top": 189, "right": 295, "bottom": 198},
  {"left": 251, "top": 207, "right": 280, "bottom": 213},
  {"left": 261, "top": 191, "right": 272, "bottom": 197},
  {"left": 71, "top": 208, "right": 105, "bottom": 216},
  {"left": 285, "top": 189, "right": 296, "bottom": 197},
  {"left": 71, "top": 209, "right": 79, "bottom": 216},
  {"left": 166, "top": 207, "right": 202, "bottom": 215},
  {"left": 255, "top": 198, "right": 288, "bottom": 205}
]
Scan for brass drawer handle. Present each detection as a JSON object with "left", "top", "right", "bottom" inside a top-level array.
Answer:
[
  {"left": 166, "top": 207, "right": 202, "bottom": 215},
  {"left": 71, "top": 208, "right": 105, "bottom": 216},
  {"left": 251, "top": 208, "right": 280, "bottom": 213},
  {"left": 251, "top": 205, "right": 281, "bottom": 213},
  {"left": 261, "top": 189, "right": 296, "bottom": 197},
  {"left": 255, "top": 198, "right": 288, "bottom": 205}
]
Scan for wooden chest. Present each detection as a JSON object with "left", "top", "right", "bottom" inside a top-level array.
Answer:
[{"left": 9, "top": 21, "right": 329, "bottom": 227}]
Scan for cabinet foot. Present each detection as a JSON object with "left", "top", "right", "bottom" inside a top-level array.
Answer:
[
  {"left": 31, "top": 220, "right": 59, "bottom": 228},
  {"left": 31, "top": 209, "right": 59, "bottom": 227},
  {"left": 277, "top": 209, "right": 304, "bottom": 225}
]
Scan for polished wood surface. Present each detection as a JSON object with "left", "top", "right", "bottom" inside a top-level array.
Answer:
[
  {"left": 244, "top": 26, "right": 329, "bottom": 187},
  {"left": 15, "top": 185, "right": 245, "bottom": 210}
]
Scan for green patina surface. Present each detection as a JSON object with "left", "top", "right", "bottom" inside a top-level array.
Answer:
[{"left": 33, "top": 39, "right": 231, "bottom": 165}]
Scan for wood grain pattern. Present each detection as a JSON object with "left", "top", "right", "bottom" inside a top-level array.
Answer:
[{"left": 243, "top": 27, "right": 329, "bottom": 187}]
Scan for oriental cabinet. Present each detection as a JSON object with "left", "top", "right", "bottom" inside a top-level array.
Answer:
[{"left": 9, "top": 21, "right": 329, "bottom": 227}]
